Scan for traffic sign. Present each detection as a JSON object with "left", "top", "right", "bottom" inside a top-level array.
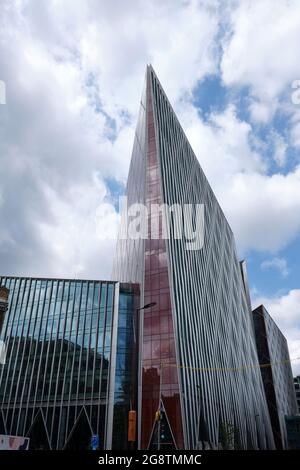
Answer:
[{"left": 91, "top": 435, "right": 99, "bottom": 450}]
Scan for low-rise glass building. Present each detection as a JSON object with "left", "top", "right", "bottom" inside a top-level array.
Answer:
[
  {"left": 0, "top": 276, "right": 138, "bottom": 449},
  {"left": 252, "top": 305, "right": 298, "bottom": 449}
]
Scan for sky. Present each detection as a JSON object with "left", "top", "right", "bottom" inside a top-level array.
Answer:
[{"left": 0, "top": 0, "right": 299, "bottom": 373}]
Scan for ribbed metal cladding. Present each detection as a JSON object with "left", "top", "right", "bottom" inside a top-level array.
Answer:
[
  {"left": 252, "top": 305, "right": 298, "bottom": 449},
  {"left": 148, "top": 66, "right": 275, "bottom": 449},
  {"left": 112, "top": 65, "right": 277, "bottom": 449}
]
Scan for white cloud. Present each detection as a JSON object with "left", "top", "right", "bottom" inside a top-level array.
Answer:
[
  {"left": 38, "top": 177, "right": 119, "bottom": 280},
  {"left": 178, "top": 102, "right": 265, "bottom": 187},
  {"left": 221, "top": 1, "right": 300, "bottom": 98},
  {"left": 271, "top": 131, "right": 288, "bottom": 167},
  {"left": 0, "top": 0, "right": 300, "bottom": 280},
  {"left": 221, "top": 167, "right": 300, "bottom": 253},
  {"left": 181, "top": 101, "right": 300, "bottom": 254},
  {"left": 261, "top": 257, "right": 290, "bottom": 278},
  {"left": 248, "top": 99, "right": 278, "bottom": 124},
  {"left": 44, "top": 0, "right": 219, "bottom": 119},
  {"left": 291, "top": 120, "right": 300, "bottom": 148},
  {"left": 253, "top": 289, "right": 300, "bottom": 375},
  {"left": 221, "top": 0, "right": 300, "bottom": 138}
]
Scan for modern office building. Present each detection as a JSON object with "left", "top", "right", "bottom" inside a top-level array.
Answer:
[
  {"left": 2, "top": 67, "right": 295, "bottom": 451},
  {"left": 0, "top": 276, "right": 139, "bottom": 449},
  {"left": 112, "top": 65, "right": 275, "bottom": 449},
  {"left": 252, "top": 305, "right": 298, "bottom": 449},
  {"left": 294, "top": 376, "right": 300, "bottom": 414}
]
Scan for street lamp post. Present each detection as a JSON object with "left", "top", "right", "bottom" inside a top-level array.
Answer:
[
  {"left": 129, "top": 301, "right": 156, "bottom": 449},
  {"left": 133, "top": 302, "right": 157, "bottom": 342}
]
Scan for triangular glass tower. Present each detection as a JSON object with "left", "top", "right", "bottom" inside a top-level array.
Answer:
[{"left": 112, "top": 65, "right": 275, "bottom": 450}]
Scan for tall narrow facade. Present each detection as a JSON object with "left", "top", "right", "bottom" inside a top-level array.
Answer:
[
  {"left": 252, "top": 305, "right": 298, "bottom": 449},
  {"left": 112, "top": 66, "right": 275, "bottom": 449}
]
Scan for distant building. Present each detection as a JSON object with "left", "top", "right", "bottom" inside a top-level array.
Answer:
[
  {"left": 285, "top": 415, "right": 300, "bottom": 450},
  {"left": 0, "top": 276, "right": 139, "bottom": 449},
  {"left": 294, "top": 376, "right": 300, "bottom": 414},
  {"left": 252, "top": 305, "right": 298, "bottom": 449}
]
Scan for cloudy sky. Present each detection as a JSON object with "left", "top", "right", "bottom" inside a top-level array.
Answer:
[{"left": 0, "top": 0, "right": 299, "bottom": 373}]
